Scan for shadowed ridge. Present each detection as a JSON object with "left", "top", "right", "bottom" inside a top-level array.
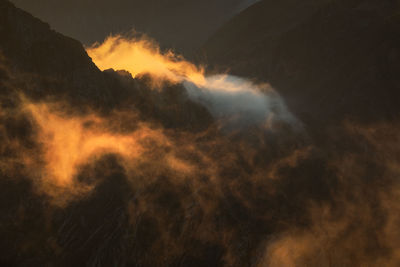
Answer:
[{"left": 202, "top": 0, "right": 400, "bottom": 129}]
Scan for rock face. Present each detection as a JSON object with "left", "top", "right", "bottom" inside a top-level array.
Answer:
[
  {"left": 9, "top": 0, "right": 259, "bottom": 53},
  {"left": 203, "top": 0, "right": 400, "bottom": 128}
]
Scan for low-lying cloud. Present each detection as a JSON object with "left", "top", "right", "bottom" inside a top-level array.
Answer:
[
  {"left": 184, "top": 74, "right": 298, "bottom": 129},
  {"left": 87, "top": 35, "right": 299, "bottom": 129}
]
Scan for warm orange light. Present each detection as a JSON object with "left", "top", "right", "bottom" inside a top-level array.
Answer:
[
  {"left": 87, "top": 35, "right": 206, "bottom": 86},
  {"left": 24, "top": 102, "right": 167, "bottom": 187}
]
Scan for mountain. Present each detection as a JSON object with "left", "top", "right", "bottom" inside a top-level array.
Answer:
[
  {"left": 0, "top": 0, "right": 213, "bottom": 131},
  {"left": 10, "top": 0, "right": 260, "bottom": 53},
  {"left": 0, "top": 1, "right": 301, "bottom": 266},
  {"left": 203, "top": 0, "right": 400, "bottom": 129},
  {"left": 1, "top": 1, "right": 400, "bottom": 266}
]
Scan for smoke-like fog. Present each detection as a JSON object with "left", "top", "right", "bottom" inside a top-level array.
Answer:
[
  {"left": 87, "top": 35, "right": 299, "bottom": 130},
  {"left": 21, "top": 99, "right": 172, "bottom": 205},
  {"left": 183, "top": 75, "right": 298, "bottom": 129},
  {"left": 87, "top": 35, "right": 205, "bottom": 85}
]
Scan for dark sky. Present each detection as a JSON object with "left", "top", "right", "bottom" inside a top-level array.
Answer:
[{"left": 10, "top": 0, "right": 259, "bottom": 53}]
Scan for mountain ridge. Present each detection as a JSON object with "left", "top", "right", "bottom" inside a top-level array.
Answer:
[{"left": 202, "top": 0, "right": 400, "bottom": 129}]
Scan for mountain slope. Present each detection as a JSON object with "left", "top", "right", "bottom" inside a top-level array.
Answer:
[
  {"left": 0, "top": 0, "right": 213, "bottom": 130},
  {"left": 203, "top": 0, "right": 400, "bottom": 128}
]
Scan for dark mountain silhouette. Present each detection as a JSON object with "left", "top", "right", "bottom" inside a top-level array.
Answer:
[
  {"left": 0, "top": 0, "right": 213, "bottom": 131},
  {"left": 203, "top": 0, "right": 400, "bottom": 130},
  {"left": 10, "top": 0, "right": 259, "bottom": 53}
]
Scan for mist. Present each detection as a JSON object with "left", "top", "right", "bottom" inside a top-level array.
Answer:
[
  {"left": 87, "top": 35, "right": 299, "bottom": 130},
  {"left": 183, "top": 75, "right": 298, "bottom": 129},
  {"left": 1, "top": 0, "right": 400, "bottom": 266}
]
